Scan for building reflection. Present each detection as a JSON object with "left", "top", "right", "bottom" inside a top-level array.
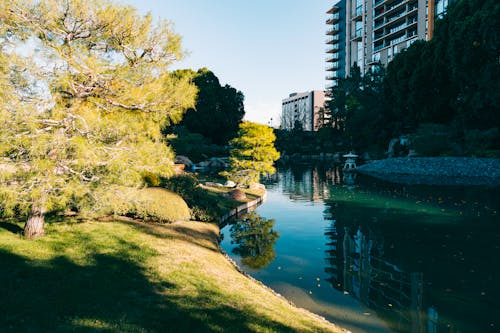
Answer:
[
  {"left": 325, "top": 222, "right": 430, "bottom": 333},
  {"left": 277, "top": 164, "right": 342, "bottom": 202}
]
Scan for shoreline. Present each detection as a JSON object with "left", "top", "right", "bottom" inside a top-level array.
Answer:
[{"left": 357, "top": 157, "right": 500, "bottom": 186}]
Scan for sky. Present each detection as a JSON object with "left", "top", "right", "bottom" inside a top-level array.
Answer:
[{"left": 123, "top": 0, "right": 328, "bottom": 126}]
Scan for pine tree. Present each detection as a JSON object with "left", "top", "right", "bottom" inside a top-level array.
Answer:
[
  {"left": 222, "top": 122, "right": 280, "bottom": 186},
  {"left": 0, "top": 0, "right": 197, "bottom": 237}
]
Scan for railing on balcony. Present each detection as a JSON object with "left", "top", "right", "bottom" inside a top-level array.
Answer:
[
  {"left": 326, "top": 13, "right": 340, "bottom": 25},
  {"left": 326, "top": 62, "right": 340, "bottom": 71},
  {"left": 326, "top": 25, "right": 340, "bottom": 35},
  {"left": 351, "top": 28, "right": 363, "bottom": 40},
  {"left": 326, "top": 54, "right": 340, "bottom": 62},
  {"left": 374, "top": 0, "right": 385, "bottom": 8},
  {"left": 326, "top": 35, "right": 340, "bottom": 44},
  {"left": 325, "top": 45, "right": 340, "bottom": 53},
  {"left": 386, "top": 0, "right": 407, "bottom": 13},
  {"left": 352, "top": 5, "right": 363, "bottom": 20}
]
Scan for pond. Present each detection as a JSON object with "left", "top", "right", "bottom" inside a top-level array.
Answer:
[{"left": 220, "top": 163, "right": 500, "bottom": 333}]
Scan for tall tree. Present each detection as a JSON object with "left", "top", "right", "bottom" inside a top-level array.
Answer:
[
  {"left": 0, "top": 0, "right": 196, "bottom": 237},
  {"left": 222, "top": 122, "right": 280, "bottom": 186},
  {"left": 180, "top": 68, "right": 245, "bottom": 145}
]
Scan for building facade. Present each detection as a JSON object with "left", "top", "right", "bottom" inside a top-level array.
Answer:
[
  {"left": 281, "top": 91, "right": 326, "bottom": 131},
  {"left": 326, "top": 0, "right": 452, "bottom": 86}
]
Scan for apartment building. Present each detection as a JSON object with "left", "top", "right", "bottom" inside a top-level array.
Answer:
[
  {"left": 326, "top": 0, "right": 452, "bottom": 86},
  {"left": 281, "top": 91, "right": 326, "bottom": 131}
]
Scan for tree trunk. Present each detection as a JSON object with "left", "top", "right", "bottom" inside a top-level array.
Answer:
[{"left": 24, "top": 203, "right": 46, "bottom": 238}]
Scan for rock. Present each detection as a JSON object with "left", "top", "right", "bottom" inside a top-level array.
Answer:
[
  {"left": 386, "top": 138, "right": 399, "bottom": 157},
  {"left": 249, "top": 183, "right": 266, "bottom": 191},
  {"left": 224, "top": 180, "right": 236, "bottom": 188},
  {"left": 205, "top": 181, "right": 223, "bottom": 187},
  {"left": 175, "top": 155, "right": 193, "bottom": 169},
  {"left": 229, "top": 189, "right": 247, "bottom": 201}
]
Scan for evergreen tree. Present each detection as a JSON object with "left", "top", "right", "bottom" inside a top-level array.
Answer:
[
  {"left": 181, "top": 68, "right": 245, "bottom": 145},
  {"left": 222, "top": 122, "right": 280, "bottom": 186},
  {"left": 0, "top": 0, "right": 197, "bottom": 237}
]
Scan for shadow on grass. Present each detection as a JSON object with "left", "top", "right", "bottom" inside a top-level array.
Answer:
[
  {"left": 0, "top": 248, "right": 298, "bottom": 333},
  {"left": 0, "top": 222, "right": 23, "bottom": 234},
  {"left": 123, "top": 220, "right": 220, "bottom": 253}
]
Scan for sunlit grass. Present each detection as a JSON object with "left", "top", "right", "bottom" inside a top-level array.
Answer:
[{"left": 0, "top": 219, "right": 341, "bottom": 332}]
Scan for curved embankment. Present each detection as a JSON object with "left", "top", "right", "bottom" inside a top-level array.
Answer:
[
  {"left": 0, "top": 216, "right": 344, "bottom": 333},
  {"left": 357, "top": 157, "right": 500, "bottom": 186}
]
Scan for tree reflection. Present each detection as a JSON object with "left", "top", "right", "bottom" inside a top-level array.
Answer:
[{"left": 230, "top": 212, "right": 279, "bottom": 270}]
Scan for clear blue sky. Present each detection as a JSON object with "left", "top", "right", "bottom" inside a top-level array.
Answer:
[{"left": 123, "top": 0, "right": 328, "bottom": 126}]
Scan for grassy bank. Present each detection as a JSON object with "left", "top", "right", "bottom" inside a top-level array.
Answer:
[{"left": 0, "top": 219, "right": 342, "bottom": 332}]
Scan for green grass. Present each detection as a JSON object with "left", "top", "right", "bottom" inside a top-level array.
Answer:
[{"left": 0, "top": 219, "right": 342, "bottom": 332}]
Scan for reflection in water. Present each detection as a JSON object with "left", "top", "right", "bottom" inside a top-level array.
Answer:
[
  {"left": 224, "top": 164, "right": 499, "bottom": 333},
  {"left": 325, "top": 224, "right": 425, "bottom": 333},
  {"left": 230, "top": 212, "right": 279, "bottom": 270}
]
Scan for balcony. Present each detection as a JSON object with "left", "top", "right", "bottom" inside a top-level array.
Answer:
[
  {"left": 327, "top": 5, "right": 340, "bottom": 14},
  {"left": 326, "top": 74, "right": 338, "bottom": 81},
  {"left": 326, "top": 26, "right": 340, "bottom": 35},
  {"left": 385, "top": 0, "right": 408, "bottom": 17},
  {"left": 326, "top": 54, "right": 339, "bottom": 62},
  {"left": 326, "top": 36, "right": 340, "bottom": 44},
  {"left": 326, "top": 44, "right": 340, "bottom": 53},
  {"left": 352, "top": 6, "right": 363, "bottom": 21},
  {"left": 373, "top": 0, "right": 386, "bottom": 9},
  {"left": 351, "top": 28, "right": 363, "bottom": 41},
  {"left": 326, "top": 62, "right": 340, "bottom": 71},
  {"left": 326, "top": 14, "right": 340, "bottom": 25}
]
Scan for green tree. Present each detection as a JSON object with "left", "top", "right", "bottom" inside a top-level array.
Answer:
[
  {"left": 230, "top": 212, "right": 279, "bottom": 270},
  {"left": 222, "top": 122, "right": 280, "bottom": 186},
  {"left": 0, "top": 0, "right": 196, "bottom": 237},
  {"left": 180, "top": 68, "right": 245, "bottom": 145}
]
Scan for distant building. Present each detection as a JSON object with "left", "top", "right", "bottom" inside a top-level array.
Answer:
[
  {"left": 281, "top": 91, "right": 326, "bottom": 131},
  {"left": 325, "top": 0, "right": 454, "bottom": 87}
]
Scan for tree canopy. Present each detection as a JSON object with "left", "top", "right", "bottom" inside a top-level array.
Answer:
[
  {"left": 179, "top": 68, "right": 245, "bottom": 145},
  {"left": 222, "top": 122, "right": 280, "bottom": 186},
  {"left": 0, "top": 0, "right": 196, "bottom": 237}
]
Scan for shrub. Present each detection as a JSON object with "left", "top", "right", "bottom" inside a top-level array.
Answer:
[
  {"left": 161, "top": 175, "right": 221, "bottom": 222},
  {"left": 410, "top": 123, "right": 453, "bottom": 156},
  {"left": 91, "top": 186, "right": 190, "bottom": 223},
  {"left": 464, "top": 128, "right": 500, "bottom": 156}
]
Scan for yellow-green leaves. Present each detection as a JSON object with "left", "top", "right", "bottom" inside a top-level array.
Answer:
[
  {"left": 0, "top": 0, "right": 196, "bottom": 223},
  {"left": 223, "top": 122, "right": 280, "bottom": 186}
]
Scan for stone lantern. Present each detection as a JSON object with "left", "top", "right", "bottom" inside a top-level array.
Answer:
[{"left": 343, "top": 152, "right": 358, "bottom": 172}]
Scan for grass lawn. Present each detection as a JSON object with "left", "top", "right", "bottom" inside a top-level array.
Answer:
[{"left": 0, "top": 219, "right": 343, "bottom": 332}]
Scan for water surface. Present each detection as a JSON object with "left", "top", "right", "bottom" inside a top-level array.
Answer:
[{"left": 220, "top": 164, "right": 500, "bottom": 333}]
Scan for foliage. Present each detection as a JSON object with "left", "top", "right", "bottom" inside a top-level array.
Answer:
[
  {"left": 92, "top": 187, "right": 190, "bottom": 223},
  {"left": 176, "top": 68, "right": 245, "bottom": 145},
  {"left": 383, "top": 0, "right": 499, "bottom": 151},
  {"left": 325, "top": 63, "right": 388, "bottom": 153},
  {"left": 0, "top": 0, "right": 196, "bottom": 236},
  {"left": 410, "top": 124, "right": 455, "bottom": 157},
  {"left": 222, "top": 122, "right": 280, "bottom": 186},
  {"left": 165, "top": 126, "right": 228, "bottom": 163},
  {"left": 229, "top": 212, "right": 279, "bottom": 270},
  {"left": 161, "top": 175, "right": 222, "bottom": 222}
]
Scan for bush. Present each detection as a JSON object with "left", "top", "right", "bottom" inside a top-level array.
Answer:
[
  {"left": 161, "top": 175, "right": 221, "bottom": 222},
  {"left": 91, "top": 186, "right": 190, "bottom": 223},
  {"left": 410, "top": 123, "right": 453, "bottom": 156},
  {"left": 464, "top": 128, "right": 500, "bottom": 156}
]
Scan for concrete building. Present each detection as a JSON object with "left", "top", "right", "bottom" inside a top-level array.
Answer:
[
  {"left": 281, "top": 91, "right": 326, "bottom": 131},
  {"left": 326, "top": 0, "right": 453, "bottom": 85}
]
